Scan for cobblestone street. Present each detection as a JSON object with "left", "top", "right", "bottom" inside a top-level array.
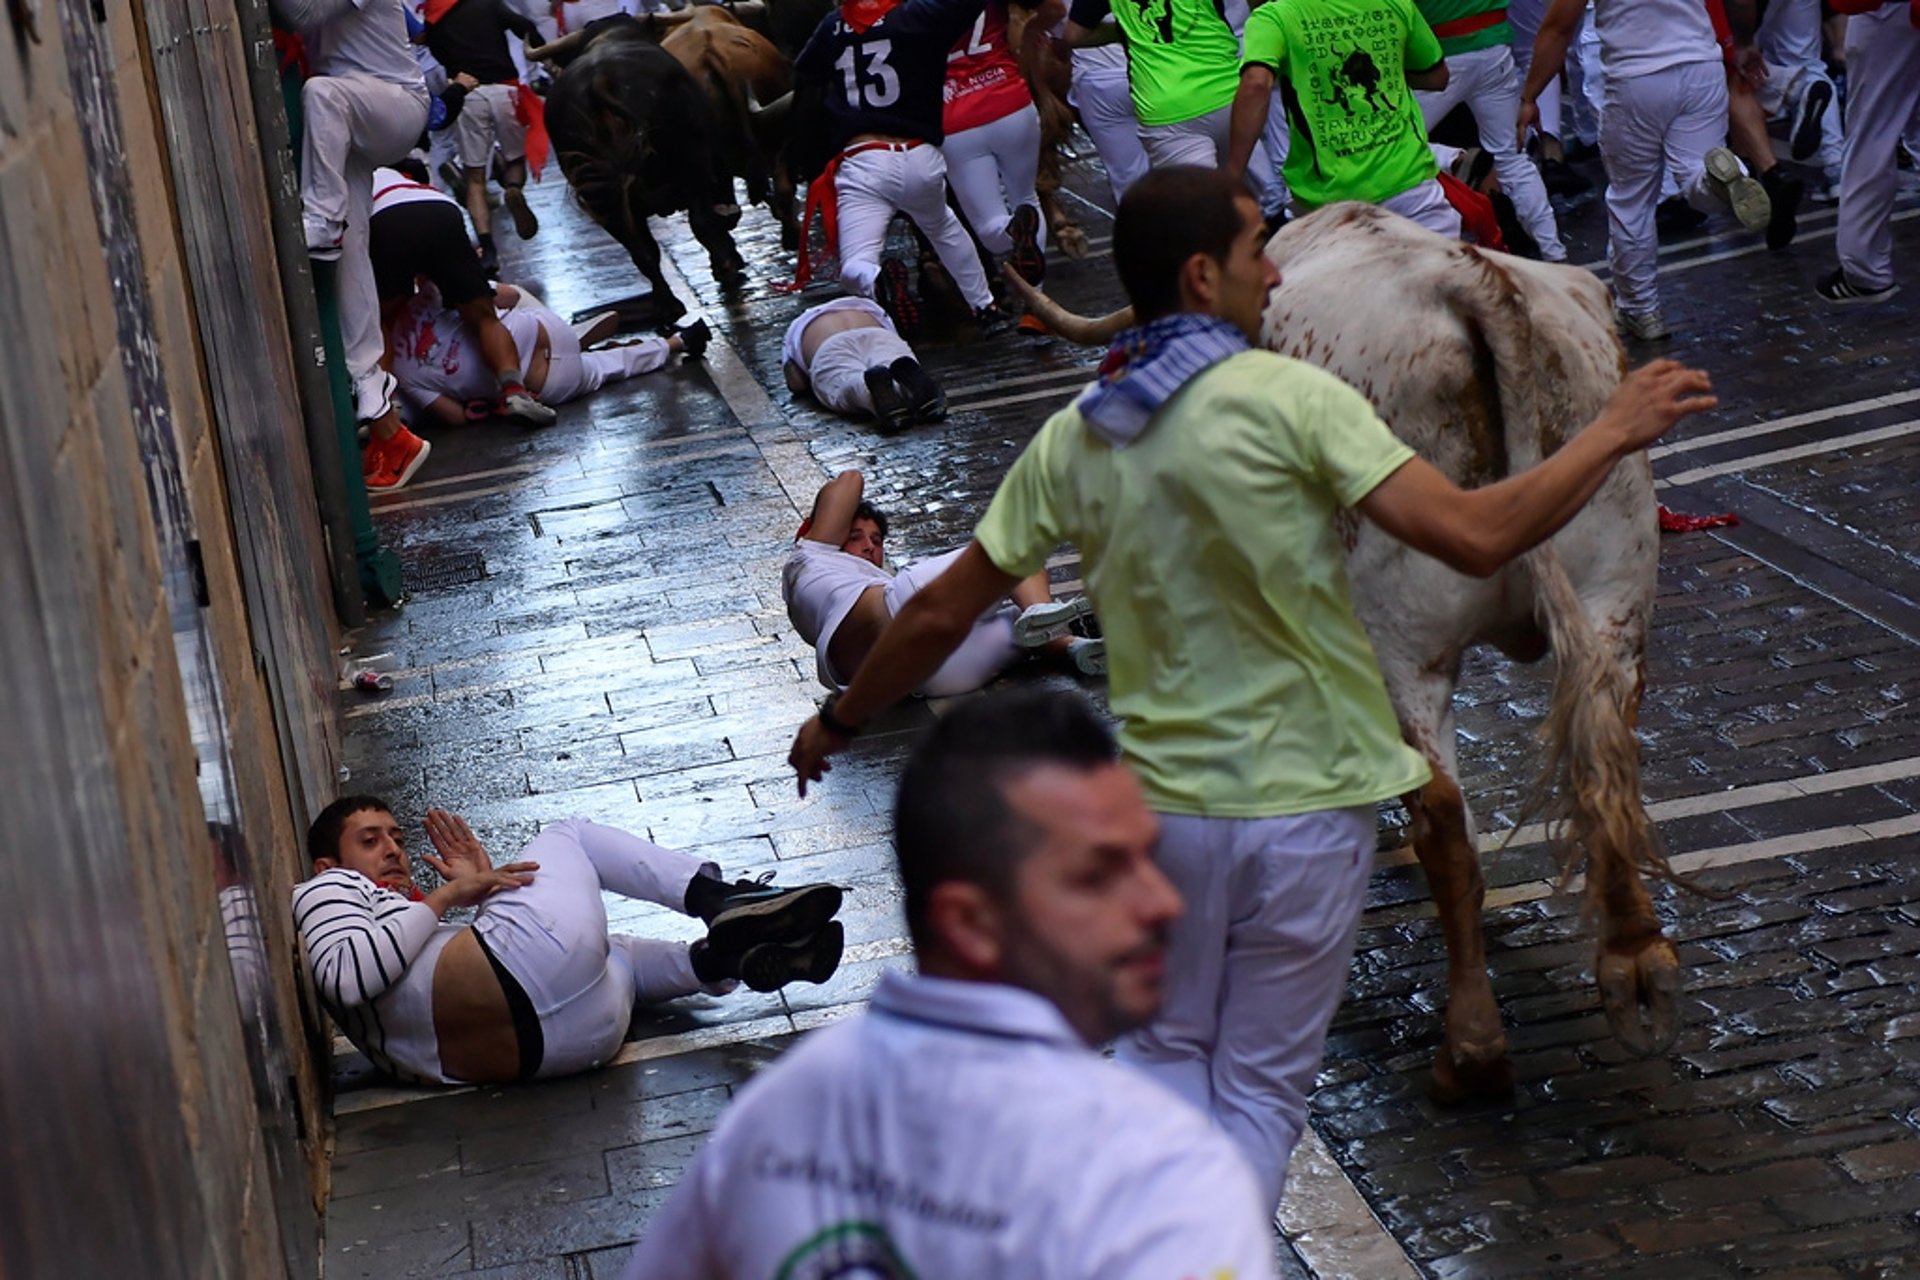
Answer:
[{"left": 323, "top": 145, "right": 1920, "bottom": 1280}]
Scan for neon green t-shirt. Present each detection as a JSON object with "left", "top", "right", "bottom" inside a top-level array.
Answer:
[
  {"left": 973, "top": 350, "right": 1432, "bottom": 819},
  {"left": 1242, "top": 0, "right": 1445, "bottom": 209},
  {"left": 1083, "top": 0, "right": 1242, "bottom": 127},
  {"left": 1415, "top": 0, "right": 1511, "bottom": 58}
]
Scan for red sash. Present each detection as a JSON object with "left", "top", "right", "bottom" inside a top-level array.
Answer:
[{"left": 1429, "top": 7, "right": 1506, "bottom": 39}]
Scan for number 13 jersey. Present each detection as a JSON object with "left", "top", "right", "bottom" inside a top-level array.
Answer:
[{"left": 796, "top": 0, "right": 991, "bottom": 154}]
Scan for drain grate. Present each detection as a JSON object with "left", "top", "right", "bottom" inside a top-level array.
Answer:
[{"left": 403, "top": 548, "right": 488, "bottom": 593}]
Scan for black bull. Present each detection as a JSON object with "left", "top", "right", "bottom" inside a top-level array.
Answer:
[{"left": 545, "top": 30, "right": 749, "bottom": 322}]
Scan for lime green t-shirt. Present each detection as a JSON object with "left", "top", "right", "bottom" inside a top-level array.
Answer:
[
  {"left": 1415, "top": 0, "right": 1512, "bottom": 58},
  {"left": 1242, "top": 0, "right": 1444, "bottom": 209},
  {"left": 973, "top": 350, "right": 1432, "bottom": 819},
  {"left": 1090, "top": 0, "right": 1242, "bottom": 127}
]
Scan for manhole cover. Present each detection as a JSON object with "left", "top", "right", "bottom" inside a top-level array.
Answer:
[{"left": 404, "top": 548, "right": 487, "bottom": 593}]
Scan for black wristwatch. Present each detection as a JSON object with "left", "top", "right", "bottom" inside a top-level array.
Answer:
[{"left": 818, "top": 693, "right": 862, "bottom": 739}]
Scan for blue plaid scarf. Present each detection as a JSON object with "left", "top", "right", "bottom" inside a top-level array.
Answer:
[{"left": 1075, "top": 313, "right": 1250, "bottom": 447}]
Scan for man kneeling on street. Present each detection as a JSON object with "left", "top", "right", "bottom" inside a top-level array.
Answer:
[
  {"left": 294, "top": 800, "right": 844, "bottom": 1085},
  {"left": 623, "top": 689, "right": 1278, "bottom": 1278}
]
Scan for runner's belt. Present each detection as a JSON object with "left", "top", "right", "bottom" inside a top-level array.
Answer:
[{"left": 1431, "top": 7, "right": 1507, "bottom": 37}]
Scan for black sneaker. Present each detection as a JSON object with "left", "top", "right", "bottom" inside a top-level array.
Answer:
[
  {"left": 739, "top": 921, "right": 844, "bottom": 993},
  {"left": 1790, "top": 79, "right": 1833, "bottom": 162},
  {"left": 1760, "top": 167, "right": 1803, "bottom": 251},
  {"left": 676, "top": 318, "right": 711, "bottom": 361},
  {"left": 1540, "top": 156, "right": 1592, "bottom": 197},
  {"left": 876, "top": 256, "right": 920, "bottom": 339},
  {"left": 889, "top": 356, "right": 947, "bottom": 422},
  {"left": 702, "top": 879, "right": 844, "bottom": 957},
  {"left": 1008, "top": 203, "right": 1046, "bottom": 286},
  {"left": 1816, "top": 269, "right": 1899, "bottom": 305},
  {"left": 973, "top": 303, "right": 1015, "bottom": 337},
  {"left": 864, "top": 366, "right": 913, "bottom": 434}
]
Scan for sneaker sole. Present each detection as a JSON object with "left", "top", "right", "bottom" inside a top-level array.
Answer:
[
  {"left": 391, "top": 437, "right": 432, "bottom": 489},
  {"left": 888, "top": 360, "right": 947, "bottom": 422},
  {"left": 576, "top": 311, "right": 622, "bottom": 347},
  {"left": 1013, "top": 596, "right": 1094, "bottom": 648},
  {"left": 706, "top": 883, "right": 843, "bottom": 955},
  {"left": 1791, "top": 82, "right": 1832, "bottom": 162},
  {"left": 1071, "top": 638, "right": 1107, "bottom": 677},
  {"left": 1705, "top": 148, "right": 1770, "bottom": 232},
  {"left": 740, "top": 921, "right": 844, "bottom": 993},
  {"left": 1008, "top": 206, "right": 1046, "bottom": 286},
  {"left": 503, "top": 397, "right": 558, "bottom": 429}
]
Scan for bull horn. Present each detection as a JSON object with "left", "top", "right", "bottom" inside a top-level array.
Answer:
[
  {"left": 526, "top": 29, "right": 590, "bottom": 63},
  {"left": 746, "top": 88, "right": 793, "bottom": 122},
  {"left": 1000, "top": 265, "right": 1133, "bottom": 345},
  {"left": 648, "top": 6, "right": 700, "bottom": 26},
  {"left": 724, "top": 0, "right": 768, "bottom": 17}
]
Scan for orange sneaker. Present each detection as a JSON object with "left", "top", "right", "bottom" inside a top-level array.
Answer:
[{"left": 364, "top": 427, "right": 432, "bottom": 491}]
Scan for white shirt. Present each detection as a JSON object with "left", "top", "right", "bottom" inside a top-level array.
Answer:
[
  {"left": 781, "top": 296, "right": 896, "bottom": 373},
  {"left": 782, "top": 538, "right": 892, "bottom": 689},
  {"left": 622, "top": 972, "right": 1278, "bottom": 1280},
  {"left": 390, "top": 286, "right": 543, "bottom": 408},
  {"left": 1591, "top": 0, "right": 1719, "bottom": 81},
  {"left": 302, "top": 0, "right": 427, "bottom": 89},
  {"left": 372, "top": 166, "right": 460, "bottom": 215}
]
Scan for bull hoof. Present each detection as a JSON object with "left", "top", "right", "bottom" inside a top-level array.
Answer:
[
  {"left": 1052, "top": 223, "right": 1090, "bottom": 260},
  {"left": 1429, "top": 1038, "right": 1516, "bottom": 1107},
  {"left": 1598, "top": 936, "right": 1682, "bottom": 1057}
]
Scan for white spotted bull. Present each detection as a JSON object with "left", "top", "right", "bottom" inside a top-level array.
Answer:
[{"left": 1009, "top": 202, "right": 1682, "bottom": 1103}]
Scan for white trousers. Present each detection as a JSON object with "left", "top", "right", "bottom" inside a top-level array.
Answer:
[
  {"left": 835, "top": 144, "right": 994, "bottom": 310},
  {"left": 941, "top": 105, "right": 1046, "bottom": 255},
  {"left": 1375, "top": 176, "right": 1464, "bottom": 239},
  {"left": 1837, "top": 8, "right": 1920, "bottom": 292},
  {"left": 1600, "top": 61, "right": 1731, "bottom": 314},
  {"left": 1417, "top": 44, "right": 1565, "bottom": 259},
  {"left": 471, "top": 819, "right": 714, "bottom": 1080},
  {"left": 1118, "top": 806, "right": 1376, "bottom": 1209},
  {"left": 885, "top": 547, "right": 1022, "bottom": 697},
  {"left": 456, "top": 82, "right": 528, "bottom": 169},
  {"left": 1756, "top": 0, "right": 1842, "bottom": 181},
  {"left": 302, "top": 73, "right": 430, "bottom": 380},
  {"left": 1069, "top": 52, "right": 1150, "bottom": 201},
  {"left": 809, "top": 326, "right": 916, "bottom": 416}
]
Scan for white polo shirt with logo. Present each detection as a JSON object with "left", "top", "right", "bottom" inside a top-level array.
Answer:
[{"left": 623, "top": 971, "right": 1278, "bottom": 1279}]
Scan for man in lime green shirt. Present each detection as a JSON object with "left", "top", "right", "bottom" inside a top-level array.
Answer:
[
  {"left": 1226, "top": 0, "right": 1462, "bottom": 237},
  {"left": 788, "top": 166, "right": 1714, "bottom": 1203},
  {"left": 1066, "top": 0, "right": 1268, "bottom": 171}
]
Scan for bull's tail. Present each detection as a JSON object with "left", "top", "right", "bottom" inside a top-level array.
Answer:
[{"left": 1522, "top": 545, "right": 1677, "bottom": 907}]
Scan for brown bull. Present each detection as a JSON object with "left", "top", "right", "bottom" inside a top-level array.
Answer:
[{"left": 660, "top": 7, "right": 800, "bottom": 248}]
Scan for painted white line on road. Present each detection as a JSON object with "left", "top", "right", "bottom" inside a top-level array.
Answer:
[
  {"left": 951, "top": 382, "right": 1092, "bottom": 414},
  {"left": 1594, "top": 206, "right": 1920, "bottom": 280},
  {"left": 1650, "top": 387, "right": 1920, "bottom": 461},
  {"left": 1658, "top": 417, "right": 1920, "bottom": 488},
  {"left": 942, "top": 364, "right": 1100, "bottom": 401},
  {"left": 1572, "top": 201, "right": 1843, "bottom": 274}
]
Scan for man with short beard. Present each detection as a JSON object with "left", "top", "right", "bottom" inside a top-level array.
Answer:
[{"left": 624, "top": 690, "right": 1277, "bottom": 1278}]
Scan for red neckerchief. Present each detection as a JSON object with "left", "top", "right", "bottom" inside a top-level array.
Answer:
[
  {"left": 423, "top": 0, "right": 463, "bottom": 23},
  {"left": 841, "top": 0, "right": 903, "bottom": 33}
]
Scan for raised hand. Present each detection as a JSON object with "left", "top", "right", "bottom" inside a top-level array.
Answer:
[{"left": 423, "top": 808, "right": 492, "bottom": 882}]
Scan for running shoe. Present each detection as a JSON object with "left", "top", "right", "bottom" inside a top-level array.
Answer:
[
  {"left": 1703, "top": 147, "right": 1770, "bottom": 233},
  {"left": 364, "top": 428, "right": 432, "bottom": 491},
  {"left": 503, "top": 186, "right": 540, "bottom": 240},
  {"left": 1816, "top": 269, "right": 1898, "bottom": 305},
  {"left": 1760, "top": 166, "right": 1803, "bottom": 252},
  {"left": 1013, "top": 596, "right": 1095, "bottom": 647},
  {"left": 705, "top": 880, "right": 844, "bottom": 955},
  {"left": 676, "top": 319, "right": 712, "bottom": 361},
  {"left": 888, "top": 356, "right": 947, "bottom": 422},
  {"left": 1614, "top": 308, "right": 1670, "bottom": 342},
  {"left": 876, "top": 256, "right": 920, "bottom": 339},
  {"left": 500, "top": 384, "right": 557, "bottom": 428},
  {"left": 1069, "top": 636, "right": 1107, "bottom": 677},
  {"left": 739, "top": 921, "right": 845, "bottom": 993},
  {"left": 1008, "top": 203, "right": 1046, "bottom": 286},
  {"left": 1789, "top": 80, "right": 1833, "bottom": 162},
  {"left": 972, "top": 303, "right": 1015, "bottom": 337},
  {"left": 864, "top": 366, "right": 913, "bottom": 434}
]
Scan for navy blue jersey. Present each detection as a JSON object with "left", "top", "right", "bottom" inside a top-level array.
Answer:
[{"left": 794, "top": 0, "right": 989, "bottom": 153}]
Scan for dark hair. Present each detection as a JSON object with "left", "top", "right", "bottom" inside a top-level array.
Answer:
[
  {"left": 1112, "top": 165, "right": 1253, "bottom": 322},
  {"left": 893, "top": 689, "right": 1119, "bottom": 952},
  {"left": 307, "top": 795, "right": 394, "bottom": 866},
  {"left": 393, "top": 155, "right": 431, "bottom": 185},
  {"left": 851, "top": 501, "right": 889, "bottom": 541}
]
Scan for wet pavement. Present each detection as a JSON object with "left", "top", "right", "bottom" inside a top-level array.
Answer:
[{"left": 325, "top": 142, "right": 1920, "bottom": 1278}]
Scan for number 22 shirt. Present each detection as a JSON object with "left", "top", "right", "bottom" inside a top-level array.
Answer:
[{"left": 796, "top": 0, "right": 991, "bottom": 154}]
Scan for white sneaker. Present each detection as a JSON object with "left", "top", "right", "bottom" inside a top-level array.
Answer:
[
  {"left": 1068, "top": 637, "right": 1106, "bottom": 677},
  {"left": 1703, "top": 147, "right": 1771, "bottom": 232},
  {"left": 1012, "top": 597, "right": 1094, "bottom": 648},
  {"left": 1615, "top": 308, "right": 1671, "bottom": 342}
]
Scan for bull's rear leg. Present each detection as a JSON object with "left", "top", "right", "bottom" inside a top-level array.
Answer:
[
  {"left": 1587, "top": 667, "right": 1682, "bottom": 1056},
  {"left": 1409, "top": 768, "right": 1515, "bottom": 1105}
]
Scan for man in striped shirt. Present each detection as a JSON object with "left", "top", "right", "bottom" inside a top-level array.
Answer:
[{"left": 293, "top": 798, "right": 845, "bottom": 1085}]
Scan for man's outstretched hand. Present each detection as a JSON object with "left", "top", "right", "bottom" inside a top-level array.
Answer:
[
  {"left": 423, "top": 808, "right": 493, "bottom": 881},
  {"left": 789, "top": 715, "right": 851, "bottom": 798}
]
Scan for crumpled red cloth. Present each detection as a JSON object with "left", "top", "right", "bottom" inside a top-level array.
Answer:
[{"left": 1658, "top": 505, "right": 1740, "bottom": 533}]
